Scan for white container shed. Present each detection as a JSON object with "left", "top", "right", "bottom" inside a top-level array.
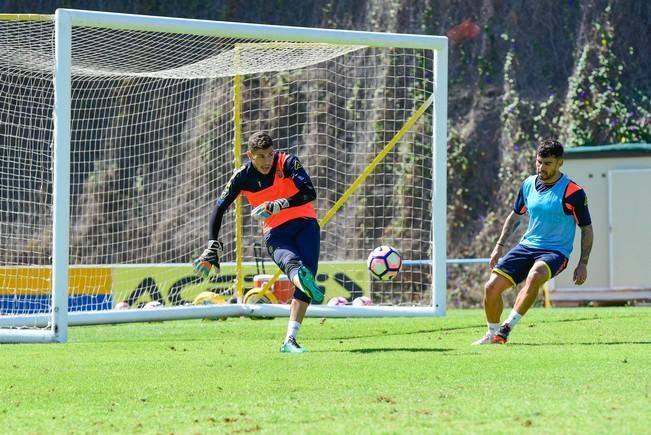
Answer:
[{"left": 548, "top": 143, "right": 651, "bottom": 304}]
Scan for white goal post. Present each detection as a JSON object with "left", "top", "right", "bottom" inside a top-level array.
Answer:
[{"left": 0, "top": 9, "right": 447, "bottom": 343}]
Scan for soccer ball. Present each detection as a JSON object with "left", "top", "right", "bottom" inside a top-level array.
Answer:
[
  {"left": 327, "top": 296, "right": 348, "bottom": 306},
  {"left": 114, "top": 301, "right": 130, "bottom": 310},
  {"left": 352, "top": 296, "right": 372, "bottom": 306},
  {"left": 143, "top": 300, "right": 163, "bottom": 309},
  {"left": 367, "top": 246, "right": 402, "bottom": 280}
]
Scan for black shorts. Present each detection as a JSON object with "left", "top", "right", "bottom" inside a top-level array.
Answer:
[{"left": 494, "top": 244, "right": 568, "bottom": 287}]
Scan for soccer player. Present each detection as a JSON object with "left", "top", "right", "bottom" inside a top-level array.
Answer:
[
  {"left": 473, "top": 139, "right": 593, "bottom": 345},
  {"left": 193, "top": 132, "right": 323, "bottom": 353}
]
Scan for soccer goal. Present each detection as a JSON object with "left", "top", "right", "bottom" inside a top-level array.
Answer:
[{"left": 0, "top": 9, "right": 447, "bottom": 342}]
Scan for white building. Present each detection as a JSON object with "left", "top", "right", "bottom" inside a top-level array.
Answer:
[{"left": 548, "top": 143, "right": 651, "bottom": 304}]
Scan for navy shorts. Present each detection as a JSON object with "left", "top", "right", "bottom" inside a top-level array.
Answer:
[
  {"left": 264, "top": 218, "right": 320, "bottom": 303},
  {"left": 494, "top": 244, "right": 568, "bottom": 287}
]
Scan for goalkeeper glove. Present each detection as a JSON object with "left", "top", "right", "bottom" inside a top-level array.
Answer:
[
  {"left": 192, "top": 240, "right": 223, "bottom": 278},
  {"left": 251, "top": 198, "right": 289, "bottom": 219}
]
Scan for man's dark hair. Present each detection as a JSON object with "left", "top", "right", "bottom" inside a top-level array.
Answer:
[
  {"left": 248, "top": 132, "right": 273, "bottom": 151},
  {"left": 537, "top": 138, "right": 564, "bottom": 158}
]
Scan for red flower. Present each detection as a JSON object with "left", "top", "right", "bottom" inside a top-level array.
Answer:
[{"left": 447, "top": 19, "right": 481, "bottom": 45}]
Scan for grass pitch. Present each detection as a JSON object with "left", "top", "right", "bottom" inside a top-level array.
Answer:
[{"left": 1, "top": 307, "right": 649, "bottom": 434}]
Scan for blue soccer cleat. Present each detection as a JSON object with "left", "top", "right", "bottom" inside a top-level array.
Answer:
[
  {"left": 297, "top": 266, "right": 324, "bottom": 304},
  {"left": 280, "top": 336, "right": 307, "bottom": 353}
]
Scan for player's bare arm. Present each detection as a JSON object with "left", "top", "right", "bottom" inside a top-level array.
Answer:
[
  {"left": 490, "top": 211, "right": 521, "bottom": 268},
  {"left": 573, "top": 224, "right": 593, "bottom": 285}
]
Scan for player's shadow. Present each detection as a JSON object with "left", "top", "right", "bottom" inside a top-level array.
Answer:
[
  {"left": 511, "top": 340, "right": 651, "bottom": 346},
  {"left": 333, "top": 324, "right": 482, "bottom": 341},
  {"left": 349, "top": 347, "right": 453, "bottom": 353}
]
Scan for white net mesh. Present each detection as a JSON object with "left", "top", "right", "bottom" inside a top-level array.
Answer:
[
  {"left": 1, "top": 17, "right": 55, "bottom": 325},
  {"left": 0, "top": 14, "right": 436, "bottom": 330}
]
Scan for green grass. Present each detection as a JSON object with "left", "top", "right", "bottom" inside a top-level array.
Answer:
[{"left": 1, "top": 307, "right": 650, "bottom": 434}]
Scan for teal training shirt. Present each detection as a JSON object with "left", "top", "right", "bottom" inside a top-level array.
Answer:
[{"left": 517, "top": 174, "right": 578, "bottom": 257}]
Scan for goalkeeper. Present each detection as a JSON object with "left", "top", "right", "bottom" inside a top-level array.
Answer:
[{"left": 193, "top": 131, "right": 322, "bottom": 353}]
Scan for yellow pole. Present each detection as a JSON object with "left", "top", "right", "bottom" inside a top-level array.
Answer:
[
  {"left": 258, "top": 94, "right": 434, "bottom": 295},
  {"left": 320, "top": 94, "right": 433, "bottom": 227}
]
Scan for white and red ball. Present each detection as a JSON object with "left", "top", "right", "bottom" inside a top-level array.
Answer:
[
  {"left": 352, "top": 296, "right": 373, "bottom": 306},
  {"left": 367, "top": 245, "right": 402, "bottom": 280},
  {"left": 143, "top": 300, "right": 163, "bottom": 309},
  {"left": 327, "top": 296, "right": 348, "bottom": 306}
]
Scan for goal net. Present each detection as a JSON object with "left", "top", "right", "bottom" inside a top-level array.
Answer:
[{"left": 0, "top": 10, "right": 447, "bottom": 342}]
